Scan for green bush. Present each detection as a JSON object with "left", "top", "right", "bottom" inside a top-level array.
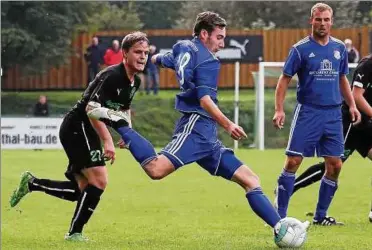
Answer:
[{"left": 2, "top": 91, "right": 297, "bottom": 148}]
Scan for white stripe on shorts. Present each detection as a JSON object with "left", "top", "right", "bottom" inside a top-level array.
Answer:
[
  {"left": 286, "top": 104, "right": 302, "bottom": 151},
  {"left": 168, "top": 114, "right": 199, "bottom": 154},
  {"left": 167, "top": 113, "right": 197, "bottom": 153},
  {"left": 81, "top": 122, "right": 91, "bottom": 151}
]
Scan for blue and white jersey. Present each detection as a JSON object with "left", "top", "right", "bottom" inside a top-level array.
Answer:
[
  {"left": 283, "top": 36, "right": 349, "bottom": 107},
  {"left": 155, "top": 37, "right": 220, "bottom": 118}
]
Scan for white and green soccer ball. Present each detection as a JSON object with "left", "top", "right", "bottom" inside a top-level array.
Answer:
[{"left": 274, "top": 217, "right": 308, "bottom": 248}]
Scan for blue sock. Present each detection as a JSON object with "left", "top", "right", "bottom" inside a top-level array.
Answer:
[
  {"left": 314, "top": 177, "right": 338, "bottom": 221},
  {"left": 277, "top": 169, "right": 296, "bottom": 218},
  {"left": 246, "top": 187, "right": 281, "bottom": 227},
  {"left": 117, "top": 127, "right": 157, "bottom": 166}
]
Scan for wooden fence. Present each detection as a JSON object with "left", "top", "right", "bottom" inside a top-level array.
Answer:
[{"left": 2, "top": 27, "right": 370, "bottom": 90}]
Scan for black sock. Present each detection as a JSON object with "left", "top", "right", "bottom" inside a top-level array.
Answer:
[
  {"left": 29, "top": 178, "right": 80, "bottom": 201},
  {"left": 68, "top": 184, "right": 104, "bottom": 235},
  {"left": 292, "top": 162, "right": 326, "bottom": 194}
]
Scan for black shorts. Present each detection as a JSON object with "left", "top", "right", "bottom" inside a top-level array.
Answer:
[
  {"left": 343, "top": 116, "right": 372, "bottom": 158},
  {"left": 59, "top": 111, "right": 105, "bottom": 181}
]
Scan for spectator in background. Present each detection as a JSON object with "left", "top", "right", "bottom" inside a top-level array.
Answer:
[
  {"left": 345, "top": 38, "right": 360, "bottom": 63},
  {"left": 85, "top": 36, "right": 104, "bottom": 84},
  {"left": 144, "top": 45, "right": 160, "bottom": 95},
  {"left": 104, "top": 39, "right": 123, "bottom": 66},
  {"left": 34, "top": 95, "right": 49, "bottom": 117}
]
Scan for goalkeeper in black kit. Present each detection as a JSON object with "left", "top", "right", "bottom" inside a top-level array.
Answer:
[{"left": 292, "top": 54, "right": 372, "bottom": 223}]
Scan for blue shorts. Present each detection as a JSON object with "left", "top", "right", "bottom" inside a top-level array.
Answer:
[
  {"left": 160, "top": 113, "right": 243, "bottom": 180},
  {"left": 286, "top": 104, "right": 344, "bottom": 158}
]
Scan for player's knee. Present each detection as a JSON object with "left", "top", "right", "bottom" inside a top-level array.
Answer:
[
  {"left": 239, "top": 175, "right": 261, "bottom": 192},
  {"left": 88, "top": 176, "right": 108, "bottom": 189},
  {"left": 325, "top": 159, "right": 342, "bottom": 179},
  {"left": 285, "top": 156, "right": 302, "bottom": 171},
  {"left": 145, "top": 167, "right": 166, "bottom": 180},
  {"left": 332, "top": 163, "right": 342, "bottom": 177},
  {"left": 232, "top": 166, "right": 261, "bottom": 191},
  {"left": 77, "top": 180, "right": 88, "bottom": 191},
  {"left": 143, "top": 156, "right": 174, "bottom": 180},
  {"left": 245, "top": 173, "right": 260, "bottom": 190}
]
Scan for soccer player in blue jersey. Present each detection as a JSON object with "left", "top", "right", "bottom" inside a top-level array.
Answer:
[
  {"left": 272, "top": 3, "right": 361, "bottom": 226},
  {"left": 88, "top": 11, "right": 309, "bottom": 231},
  {"left": 291, "top": 54, "right": 372, "bottom": 223}
]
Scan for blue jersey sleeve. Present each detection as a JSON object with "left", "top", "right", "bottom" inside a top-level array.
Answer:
[
  {"left": 283, "top": 47, "right": 301, "bottom": 77},
  {"left": 194, "top": 61, "right": 219, "bottom": 101},
  {"left": 173, "top": 46, "right": 196, "bottom": 89},
  {"left": 339, "top": 47, "right": 349, "bottom": 75},
  {"left": 155, "top": 52, "right": 175, "bottom": 70}
]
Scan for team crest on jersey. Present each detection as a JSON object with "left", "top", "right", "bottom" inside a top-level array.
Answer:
[{"left": 334, "top": 50, "right": 341, "bottom": 60}]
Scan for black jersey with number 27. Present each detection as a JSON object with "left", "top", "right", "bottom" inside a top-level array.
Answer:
[{"left": 73, "top": 62, "right": 141, "bottom": 116}]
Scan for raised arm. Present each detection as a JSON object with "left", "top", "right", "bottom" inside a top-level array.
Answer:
[{"left": 152, "top": 52, "right": 175, "bottom": 69}]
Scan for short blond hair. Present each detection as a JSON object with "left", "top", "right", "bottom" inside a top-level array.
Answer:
[{"left": 310, "top": 3, "right": 333, "bottom": 18}]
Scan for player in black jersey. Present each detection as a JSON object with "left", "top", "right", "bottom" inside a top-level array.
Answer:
[
  {"left": 9, "top": 31, "right": 150, "bottom": 240},
  {"left": 289, "top": 54, "right": 372, "bottom": 223}
]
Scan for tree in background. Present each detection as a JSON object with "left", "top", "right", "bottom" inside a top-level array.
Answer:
[
  {"left": 174, "top": 1, "right": 371, "bottom": 30},
  {"left": 131, "top": 1, "right": 183, "bottom": 29},
  {"left": 1, "top": 1, "right": 142, "bottom": 74},
  {"left": 86, "top": 2, "right": 143, "bottom": 31},
  {"left": 2, "top": 1, "right": 370, "bottom": 75},
  {"left": 2, "top": 2, "right": 93, "bottom": 73}
]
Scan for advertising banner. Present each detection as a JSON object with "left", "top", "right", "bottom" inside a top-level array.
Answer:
[
  {"left": 98, "top": 35, "right": 263, "bottom": 63},
  {"left": 1, "top": 118, "right": 63, "bottom": 149}
]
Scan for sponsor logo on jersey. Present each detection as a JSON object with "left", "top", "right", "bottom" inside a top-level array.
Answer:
[
  {"left": 105, "top": 100, "right": 122, "bottom": 111},
  {"left": 320, "top": 59, "right": 333, "bottom": 70},
  {"left": 357, "top": 73, "right": 364, "bottom": 80},
  {"left": 308, "top": 59, "right": 338, "bottom": 78}
]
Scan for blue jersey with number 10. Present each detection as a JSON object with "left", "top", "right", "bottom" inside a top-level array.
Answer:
[
  {"left": 156, "top": 37, "right": 220, "bottom": 118},
  {"left": 283, "top": 36, "right": 349, "bottom": 107}
]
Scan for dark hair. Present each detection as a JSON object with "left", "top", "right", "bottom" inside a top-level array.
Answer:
[
  {"left": 121, "top": 31, "right": 149, "bottom": 51},
  {"left": 193, "top": 11, "right": 227, "bottom": 37}
]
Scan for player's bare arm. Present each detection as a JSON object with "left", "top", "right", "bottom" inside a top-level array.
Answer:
[
  {"left": 353, "top": 87, "right": 372, "bottom": 118},
  {"left": 86, "top": 104, "right": 116, "bottom": 164},
  {"left": 273, "top": 74, "right": 292, "bottom": 129},
  {"left": 340, "top": 75, "right": 361, "bottom": 123},
  {"left": 200, "top": 95, "right": 247, "bottom": 140}
]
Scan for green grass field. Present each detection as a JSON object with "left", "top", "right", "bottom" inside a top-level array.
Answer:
[
  {"left": 2, "top": 89, "right": 287, "bottom": 103},
  {"left": 2, "top": 149, "right": 371, "bottom": 249}
]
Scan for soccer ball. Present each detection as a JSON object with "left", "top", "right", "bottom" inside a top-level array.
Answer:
[{"left": 273, "top": 217, "right": 307, "bottom": 248}]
